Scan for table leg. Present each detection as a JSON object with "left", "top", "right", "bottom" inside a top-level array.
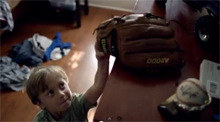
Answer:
[
  {"left": 76, "top": 0, "right": 81, "bottom": 27},
  {"left": 84, "top": 0, "right": 88, "bottom": 15}
]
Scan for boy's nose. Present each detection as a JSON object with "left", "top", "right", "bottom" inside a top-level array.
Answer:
[{"left": 59, "top": 90, "right": 65, "bottom": 99}]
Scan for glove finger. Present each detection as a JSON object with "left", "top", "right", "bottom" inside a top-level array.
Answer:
[
  {"left": 141, "top": 18, "right": 166, "bottom": 26},
  {"left": 121, "top": 39, "right": 177, "bottom": 54},
  {"left": 118, "top": 24, "right": 174, "bottom": 41}
]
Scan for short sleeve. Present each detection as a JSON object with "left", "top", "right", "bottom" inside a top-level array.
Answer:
[
  {"left": 33, "top": 110, "right": 49, "bottom": 122},
  {"left": 71, "top": 93, "right": 97, "bottom": 118},
  {"left": 33, "top": 110, "right": 55, "bottom": 122}
]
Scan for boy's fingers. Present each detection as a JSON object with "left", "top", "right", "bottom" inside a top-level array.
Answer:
[
  {"left": 96, "top": 52, "right": 104, "bottom": 57},
  {"left": 95, "top": 42, "right": 99, "bottom": 50},
  {"left": 95, "top": 42, "right": 97, "bottom": 48}
]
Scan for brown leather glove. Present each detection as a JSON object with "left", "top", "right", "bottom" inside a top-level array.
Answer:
[{"left": 94, "top": 12, "right": 185, "bottom": 70}]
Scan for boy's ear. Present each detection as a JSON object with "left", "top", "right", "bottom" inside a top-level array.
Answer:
[{"left": 36, "top": 102, "right": 45, "bottom": 109}]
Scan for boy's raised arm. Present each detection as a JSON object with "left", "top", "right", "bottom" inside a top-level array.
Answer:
[{"left": 84, "top": 42, "right": 110, "bottom": 104}]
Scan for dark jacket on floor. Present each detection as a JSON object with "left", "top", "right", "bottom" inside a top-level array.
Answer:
[{"left": 8, "top": 39, "right": 42, "bottom": 67}]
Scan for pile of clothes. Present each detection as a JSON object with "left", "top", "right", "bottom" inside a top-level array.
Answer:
[
  {"left": 0, "top": 56, "right": 30, "bottom": 91},
  {"left": 0, "top": 32, "right": 72, "bottom": 91},
  {"left": 0, "top": 0, "right": 14, "bottom": 31},
  {"left": 8, "top": 32, "right": 72, "bottom": 67}
]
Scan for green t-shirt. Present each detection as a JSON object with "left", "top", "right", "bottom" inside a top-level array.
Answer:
[{"left": 33, "top": 93, "right": 97, "bottom": 122}]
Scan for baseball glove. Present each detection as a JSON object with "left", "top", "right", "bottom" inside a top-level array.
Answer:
[{"left": 94, "top": 12, "right": 185, "bottom": 71}]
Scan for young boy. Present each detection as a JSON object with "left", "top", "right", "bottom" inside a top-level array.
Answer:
[{"left": 25, "top": 42, "right": 110, "bottom": 122}]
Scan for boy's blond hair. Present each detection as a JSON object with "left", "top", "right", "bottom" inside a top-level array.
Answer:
[{"left": 25, "top": 65, "right": 69, "bottom": 104}]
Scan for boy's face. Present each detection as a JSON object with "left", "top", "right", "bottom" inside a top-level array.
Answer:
[{"left": 37, "top": 75, "right": 72, "bottom": 118}]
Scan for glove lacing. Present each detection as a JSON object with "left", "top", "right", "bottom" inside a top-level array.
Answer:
[{"left": 93, "top": 14, "right": 127, "bottom": 35}]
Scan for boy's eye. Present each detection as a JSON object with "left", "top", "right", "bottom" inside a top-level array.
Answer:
[
  {"left": 47, "top": 90, "right": 54, "bottom": 97},
  {"left": 60, "top": 83, "right": 65, "bottom": 89}
]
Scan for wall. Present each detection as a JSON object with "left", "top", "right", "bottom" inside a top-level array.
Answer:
[{"left": 83, "top": 0, "right": 137, "bottom": 12}]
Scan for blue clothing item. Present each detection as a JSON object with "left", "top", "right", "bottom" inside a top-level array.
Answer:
[
  {"left": 212, "top": 114, "right": 220, "bottom": 121},
  {"left": 44, "top": 32, "right": 72, "bottom": 61},
  {"left": 8, "top": 40, "right": 43, "bottom": 66}
]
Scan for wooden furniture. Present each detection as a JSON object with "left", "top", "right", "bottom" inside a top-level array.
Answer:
[
  {"left": 93, "top": 0, "right": 219, "bottom": 121},
  {"left": 75, "top": 0, "right": 81, "bottom": 28},
  {"left": 48, "top": 0, "right": 82, "bottom": 28},
  {"left": 84, "top": 0, "right": 89, "bottom": 15},
  {"left": 49, "top": 0, "right": 89, "bottom": 28}
]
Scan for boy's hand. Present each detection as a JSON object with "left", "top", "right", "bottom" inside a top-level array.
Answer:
[{"left": 95, "top": 42, "right": 110, "bottom": 62}]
